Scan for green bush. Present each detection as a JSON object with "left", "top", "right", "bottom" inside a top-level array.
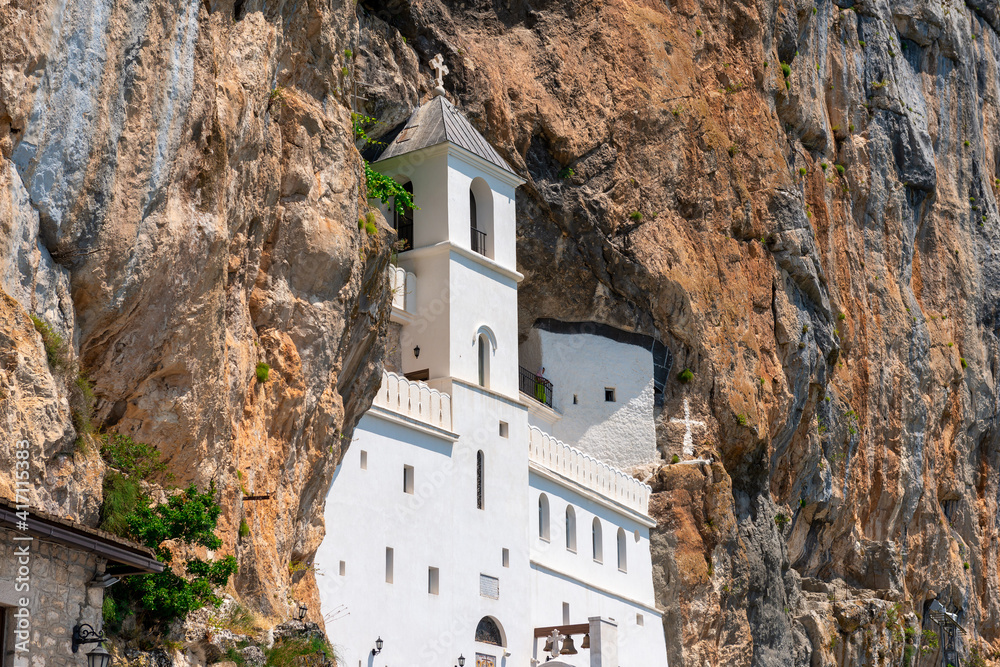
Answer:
[
  {"left": 266, "top": 636, "right": 334, "bottom": 667},
  {"left": 835, "top": 164, "right": 845, "bottom": 175},
  {"left": 256, "top": 362, "right": 270, "bottom": 383},
  {"left": 774, "top": 513, "right": 789, "bottom": 528},
  {"left": 961, "top": 357, "right": 968, "bottom": 369},
  {"left": 629, "top": 210, "right": 643, "bottom": 222},
  {"left": 100, "top": 472, "right": 145, "bottom": 536},
  {"left": 558, "top": 166, "right": 575, "bottom": 179},
  {"left": 671, "top": 454, "right": 680, "bottom": 464},
  {"left": 736, "top": 414, "right": 748, "bottom": 426},
  {"left": 799, "top": 167, "right": 807, "bottom": 176},
  {"left": 101, "top": 434, "right": 167, "bottom": 479},
  {"left": 696, "top": 29, "right": 703, "bottom": 36},
  {"left": 105, "top": 483, "right": 238, "bottom": 626},
  {"left": 239, "top": 519, "right": 250, "bottom": 539},
  {"left": 677, "top": 368, "right": 694, "bottom": 383},
  {"left": 30, "top": 315, "right": 69, "bottom": 371},
  {"left": 780, "top": 62, "right": 791, "bottom": 78}
]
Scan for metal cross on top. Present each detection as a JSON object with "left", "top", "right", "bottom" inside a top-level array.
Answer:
[{"left": 430, "top": 53, "right": 449, "bottom": 88}]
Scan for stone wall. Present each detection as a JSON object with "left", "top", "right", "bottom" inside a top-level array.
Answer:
[{"left": 0, "top": 526, "right": 104, "bottom": 667}]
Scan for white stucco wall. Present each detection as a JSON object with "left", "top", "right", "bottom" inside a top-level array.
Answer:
[
  {"left": 524, "top": 330, "right": 658, "bottom": 470},
  {"left": 317, "top": 383, "right": 533, "bottom": 667}
]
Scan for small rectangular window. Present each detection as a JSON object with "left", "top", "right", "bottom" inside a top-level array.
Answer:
[
  {"left": 339, "top": 560, "right": 346, "bottom": 576},
  {"left": 562, "top": 602, "right": 570, "bottom": 624},
  {"left": 499, "top": 421, "right": 508, "bottom": 438},
  {"left": 573, "top": 394, "right": 578, "bottom": 404},
  {"left": 605, "top": 388, "right": 616, "bottom": 402},
  {"left": 385, "top": 548, "right": 394, "bottom": 583},
  {"left": 636, "top": 613, "right": 644, "bottom": 626},
  {"left": 403, "top": 465, "right": 414, "bottom": 494},
  {"left": 502, "top": 548, "right": 509, "bottom": 568},
  {"left": 360, "top": 450, "right": 367, "bottom": 469},
  {"left": 428, "top": 567, "right": 440, "bottom": 595}
]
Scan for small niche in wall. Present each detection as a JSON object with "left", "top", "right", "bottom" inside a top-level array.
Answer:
[
  {"left": 339, "top": 561, "right": 346, "bottom": 576},
  {"left": 636, "top": 613, "right": 644, "bottom": 626},
  {"left": 360, "top": 450, "right": 367, "bottom": 469},
  {"left": 605, "top": 387, "right": 616, "bottom": 402},
  {"left": 429, "top": 567, "right": 440, "bottom": 595},
  {"left": 403, "top": 465, "right": 414, "bottom": 494},
  {"left": 562, "top": 602, "right": 570, "bottom": 624},
  {"left": 502, "top": 548, "right": 509, "bottom": 568},
  {"left": 499, "top": 421, "right": 509, "bottom": 438},
  {"left": 573, "top": 394, "right": 578, "bottom": 404}
]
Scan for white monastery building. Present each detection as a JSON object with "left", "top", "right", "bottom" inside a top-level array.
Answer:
[{"left": 316, "top": 59, "right": 669, "bottom": 667}]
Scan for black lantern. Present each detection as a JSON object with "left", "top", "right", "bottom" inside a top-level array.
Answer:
[
  {"left": 413, "top": 345, "right": 420, "bottom": 358},
  {"left": 371, "top": 637, "right": 384, "bottom": 656},
  {"left": 457, "top": 655, "right": 466, "bottom": 667},
  {"left": 86, "top": 645, "right": 112, "bottom": 667},
  {"left": 72, "top": 623, "right": 107, "bottom": 654},
  {"left": 298, "top": 604, "right": 307, "bottom": 621}
]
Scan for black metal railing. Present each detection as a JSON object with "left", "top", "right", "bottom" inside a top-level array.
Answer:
[
  {"left": 471, "top": 227, "right": 488, "bottom": 256},
  {"left": 519, "top": 366, "right": 553, "bottom": 407}
]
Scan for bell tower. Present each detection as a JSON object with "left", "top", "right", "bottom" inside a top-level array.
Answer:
[{"left": 368, "top": 59, "right": 524, "bottom": 400}]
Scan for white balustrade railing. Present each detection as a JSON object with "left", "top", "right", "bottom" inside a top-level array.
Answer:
[
  {"left": 528, "top": 426, "right": 651, "bottom": 515},
  {"left": 373, "top": 370, "right": 453, "bottom": 432},
  {"left": 389, "top": 266, "right": 416, "bottom": 314}
]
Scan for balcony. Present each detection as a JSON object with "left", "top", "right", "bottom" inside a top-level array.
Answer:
[
  {"left": 471, "top": 227, "right": 487, "bottom": 256},
  {"left": 519, "top": 366, "right": 553, "bottom": 408},
  {"left": 372, "top": 370, "right": 453, "bottom": 432},
  {"left": 528, "top": 426, "right": 651, "bottom": 515}
]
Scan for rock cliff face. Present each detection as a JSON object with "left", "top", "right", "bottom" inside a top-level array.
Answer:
[
  {"left": 4, "top": 0, "right": 1000, "bottom": 664},
  {"left": 0, "top": 0, "right": 392, "bottom": 621},
  {"left": 357, "top": 0, "right": 1000, "bottom": 665}
]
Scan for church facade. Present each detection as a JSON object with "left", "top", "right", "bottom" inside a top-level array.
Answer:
[{"left": 315, "top": 72, "right": 668, "bottom": 667}]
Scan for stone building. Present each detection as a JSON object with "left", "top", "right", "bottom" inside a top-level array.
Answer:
[{"left": 0, "top": 499, "right": 163, "bottom": 667}]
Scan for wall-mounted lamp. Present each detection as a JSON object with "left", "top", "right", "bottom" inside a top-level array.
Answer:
[
  {"left": 455, "top": 655, "right": 465, "bottom": 667},
  {"left": 72, "top": 623, "right": 106, "bottom": 654},
  {"left": 371, "top": 637, "right": 384, "bottom": 657},
  {"left": 298, "top": 604, "right": 307, "bottom": 621},
  {"left": 72, "top": 623, "right": 112, "bottom": 667},
  {"left": 413, "top": 345, "right": 420, "bottom": 358}
]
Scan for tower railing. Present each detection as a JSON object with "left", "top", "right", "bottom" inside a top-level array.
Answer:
[
  {"left": 373, "top": 370, "right": 453, "bottom": 432},
  {"left": 528, "top": 426, "right": 651, "bottom": 515},
  {"left": 471, "top": 227, "right": 487, "bottom": 255},
  {"left": 519, "top": 366, "right": 553, "bottom": 407}
]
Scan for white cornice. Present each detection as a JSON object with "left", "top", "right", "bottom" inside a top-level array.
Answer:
[
  {"left": 366, "top": 405, "right": 460, "bottom": 442},
  {"left": 529, "top": 560, "right": 665, "bottom": 616},
  {"left": 402, "top": 241, "right": 524, "bottom": 283}
]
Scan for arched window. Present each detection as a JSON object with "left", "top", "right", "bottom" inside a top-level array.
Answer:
[
  {"left": 565, "top": 506, "right": 577, "bottom": 552},
  {"left": 592, "top": 517, "right": 603, "bottom": 563},
  {"left": 475, "top": 616, "right": 505, "bottom": 646},
  {"left": 538, "top": 494, "right": 550, "bottom": 541},
  {"left": 469, "top": 178, "right": 494, "bottom": 258},
  {"left": 476, "top": 450, "right": 485, "bottom": 510},
  {"left": 617, "top": 527, "right": 627, "bottom": 572},
  {"left": 393, "top": 182, "right": 414, "bottom": 250},
  {"left": 478, "top": 334, "right": 489, "bottom": 387}
]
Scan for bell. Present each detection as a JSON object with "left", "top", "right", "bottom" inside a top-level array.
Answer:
[
  {"left": 560, "top": 636, "right": 578, "bottom": 655},
  {"left": 542, "top": 638, "right": 553, "bottom": 653},
  {"left": 581, "top": 633, "right": 591, "bottom": 649}
]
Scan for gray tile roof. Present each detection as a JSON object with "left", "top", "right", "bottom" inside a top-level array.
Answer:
[{"left": 371, "top": 95, "right": 517, "bottom": 176}]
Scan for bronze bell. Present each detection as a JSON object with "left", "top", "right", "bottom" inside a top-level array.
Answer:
[
  {"left": 560, "top": 636, "right": 578, "bottom": 655},
  {"left": 581, "top": 633, "right": 591, "bottom": 649},
  {"left": 542, "top": 638, "right": 553, "bottom": 653}
]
